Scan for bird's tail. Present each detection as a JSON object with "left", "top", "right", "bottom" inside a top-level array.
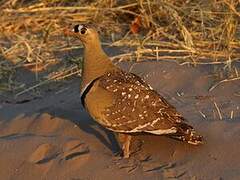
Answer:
[{"left": 169, "top": 123, "right": 203, "bottom": 145}]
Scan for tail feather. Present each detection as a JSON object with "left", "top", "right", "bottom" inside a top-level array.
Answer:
[{"left": 169, "top": 123, "right": 203, "bottom": 145}]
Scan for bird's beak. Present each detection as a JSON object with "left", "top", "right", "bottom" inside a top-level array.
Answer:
[
  {"left": 63, "top": 27, "right": 85, "bottom": 43},
  {"left": 63, "top": 26, "right": 86, "bottom": 45},
  {"left": 63, "top": 27, "right": 76, "bottom": 37}
]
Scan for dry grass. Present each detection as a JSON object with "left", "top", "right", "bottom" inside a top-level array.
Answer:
[{"left": 0, "top": 0, "right": 239, "bottom": 95}]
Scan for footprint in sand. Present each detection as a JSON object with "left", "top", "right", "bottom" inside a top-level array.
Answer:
[
  {"left": 28, "top": 143, "right": 58, "bottom": 164},
  {"left": 62, "top": 139, "right": 89, "bottom": 161}
]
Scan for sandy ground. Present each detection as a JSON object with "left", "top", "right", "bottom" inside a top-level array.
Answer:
[{"left": 0, "top": 50, "right": 240, "bottom": 179}]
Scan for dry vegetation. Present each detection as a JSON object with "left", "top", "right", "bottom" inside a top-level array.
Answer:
[{"left": 0, "top": 0, "right": 239, "bottom": 95}]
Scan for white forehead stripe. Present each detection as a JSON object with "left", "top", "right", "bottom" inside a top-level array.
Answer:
[
  {"left": 78, "top": 25, "right": 84, "bottom": 31},
  {"left": 72, "top": 25, "right": 84, "bottom": 32}
]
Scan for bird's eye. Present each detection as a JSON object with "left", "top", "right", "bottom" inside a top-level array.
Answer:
[
  {"left": 80, "top": 27, "right": 87, "bottom": 34},
  {"left": 73, "top": 24, "right": 87, "bottom": 35}
]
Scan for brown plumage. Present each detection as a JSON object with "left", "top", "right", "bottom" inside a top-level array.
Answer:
[{"left": 66, "top": 24, "right": 203, "bottom": 158}]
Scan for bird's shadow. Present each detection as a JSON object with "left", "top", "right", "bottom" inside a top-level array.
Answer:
[
  {"left": 39, "top": 102, "right": 121, "bottom": 154},
  {"left": 0, "top": 49, "right": 123, "bottom": 157}
]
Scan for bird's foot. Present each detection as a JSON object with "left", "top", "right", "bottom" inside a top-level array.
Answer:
[
  {"left": 123, "top": 145, "right": 130, "bottom": 158},
  {"left": 118, "top": 133, "right": 132, "bottom": 158},
  {"left": 122, "top": 135, "right": 132, "bottom": 158}
]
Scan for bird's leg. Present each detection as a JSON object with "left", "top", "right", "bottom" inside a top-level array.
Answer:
[{"left": 118, "top": 133, "right": 132, "bottom": 158}]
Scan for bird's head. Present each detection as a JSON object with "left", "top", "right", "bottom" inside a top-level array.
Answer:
[{"left": 64, "top": 24, "right": 99, "bottom": 47}]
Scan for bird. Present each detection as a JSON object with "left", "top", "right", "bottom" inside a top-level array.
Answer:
[{"left": 65, "top": 24, "right": 203, "bottom": 158}]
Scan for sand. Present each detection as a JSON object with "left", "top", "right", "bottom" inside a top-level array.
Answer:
[{"left": 0, "top": 57, "right": 240, "bottom": 180}]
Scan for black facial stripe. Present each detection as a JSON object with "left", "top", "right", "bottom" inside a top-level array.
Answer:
[{"left": 74, "top": 24, "right": 80, "bottom": 33}]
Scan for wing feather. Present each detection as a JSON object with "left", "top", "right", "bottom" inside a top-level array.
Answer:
[{"left": 98, "top": 70, "right": 186, "bottom": 134}]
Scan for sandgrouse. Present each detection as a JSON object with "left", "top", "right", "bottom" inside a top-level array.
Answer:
[{"left": 66, "top": 24, "right": 203, "bottom": 158}]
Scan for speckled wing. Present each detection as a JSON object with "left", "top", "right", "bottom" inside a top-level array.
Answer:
[{"left": 96, "top": 70, "right": 188, "bottom": 135}]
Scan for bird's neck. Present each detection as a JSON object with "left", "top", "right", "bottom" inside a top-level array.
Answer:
[{"left": 81, "top": 42, "right": 116, "bottom": 92}]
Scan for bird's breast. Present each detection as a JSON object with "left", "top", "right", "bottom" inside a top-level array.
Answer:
[{"left": 84, "top": 80, "right": 116, "bottom": 126}]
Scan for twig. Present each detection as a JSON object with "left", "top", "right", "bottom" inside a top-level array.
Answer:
[
  {"left": 15, "top": 79, "right": 50, "bottom": 97},
  {"left": 209, "top": 77, "right": 240, "bottom": 92},
  {"left": 3, "top": 5, "right": 140, "bottom": 16},
  {"left": 156, "top": 47, "right": 159, "bottom": 61},
  {"left": 16, "top": 66, "right": 80, "bottom": 97},
  {"left": 213, "top": 102, "right": 223, "bottom": 120},
  {"left": 230, "top": 110, "right": 234, "bottom": 119},
  {"left": 223, "top": 0, "right": 240, "bottom": 17},
  {"left": 199, "top": 111, "right": 207, "bottom": 119}
]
